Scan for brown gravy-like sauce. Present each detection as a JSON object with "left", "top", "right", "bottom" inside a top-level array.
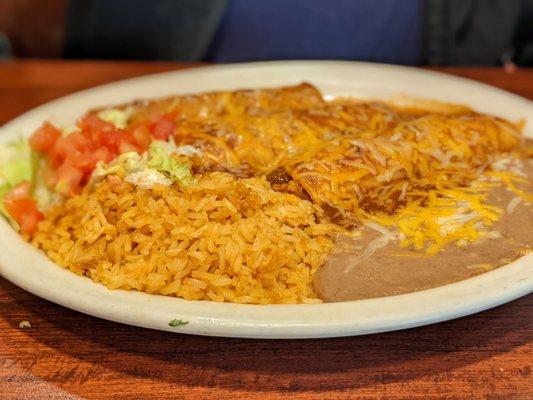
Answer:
[{"left": 314, "top": 161, "right": 533, "bottom": 302}]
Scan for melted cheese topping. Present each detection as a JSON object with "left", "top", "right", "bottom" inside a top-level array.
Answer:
[{"left": 103, "top": 83, "right": 531, "bottom": 255}]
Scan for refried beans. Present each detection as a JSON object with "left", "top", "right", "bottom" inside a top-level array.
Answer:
[{"left": 314, "top": 160, "right": 533, "bottom": 301}]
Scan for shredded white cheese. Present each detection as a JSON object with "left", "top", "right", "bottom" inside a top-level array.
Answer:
[
  {"left": 125, "top": 170, "right": 172, "bottom": 189},
  {"left": 506, "top": 196, "right": 522, "bottom": 213},
  {"left": 174, "top": 145, "right": 200, "bottom": 156}
]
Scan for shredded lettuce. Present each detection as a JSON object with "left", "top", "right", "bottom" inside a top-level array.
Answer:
[
  {"left": 97, "top": 107, "right": 134, "bottom": 129},
  {"left": 0, "top": 137, "right": 33, "bottom": 228},
  {"left": 0, "top": 183, "right": 12, "bottom": 224},
  {"left": 0, "top": 184, "right": 9, "bottom": 199},
  {"left": 93, "top": 152, "right": 143, "bottom": 179},
  {"left": 0, "top": 138, "right": 32, "bottom": 187},
  {"left": 146, "top": 141, "right": 195, "bottom": 185},
  {"left": 32, "top": 152, "right": 59, "bottom": 211},
  {"left": 92, "top": 140, "right": 194, "bottom": 189}
]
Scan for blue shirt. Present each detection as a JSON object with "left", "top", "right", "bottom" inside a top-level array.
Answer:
[{"left": 207, "top": 0, "right": 423, "bottom": 64}]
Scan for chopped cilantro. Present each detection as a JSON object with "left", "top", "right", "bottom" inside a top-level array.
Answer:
[{"left": 169, "top": 319, "right": 189, "bottom": 327}]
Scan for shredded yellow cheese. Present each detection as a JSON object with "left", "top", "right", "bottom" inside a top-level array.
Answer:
[{"left": 121, "top": 83, "right": 530, "bottom": 255}]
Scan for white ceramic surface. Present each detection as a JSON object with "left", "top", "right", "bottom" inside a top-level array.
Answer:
[{"left": 0, "top": 61, "right": 532, "bottom": 339}]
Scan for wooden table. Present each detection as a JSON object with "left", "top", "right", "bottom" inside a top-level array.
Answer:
[{"left": 0, "top": 61, "right": 531, "bottom": 400}]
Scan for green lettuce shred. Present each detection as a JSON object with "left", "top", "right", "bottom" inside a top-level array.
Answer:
[
  {"left": 0, "top": 137, "right": 33, "bottom": 229},
  {"left": 31, "top": 152, "right": 59, "bottom": 211},
  {"left": 146, "top": 141, "right": 195, "bottom": 186},
  {"left": 93, "top": 152, "right": 143, "bottom": 179},
  {"left": 93, "top": 140, "right": 194, "bottom": 188},
  {"left": 97, "top": 107, "right": 133, "bottom": 130},
  {"left": 0, "top": 138, "right": 32, "bottom": 186},
  {"left": 0, "top": 183, "right": 14, "bottom": 227}
]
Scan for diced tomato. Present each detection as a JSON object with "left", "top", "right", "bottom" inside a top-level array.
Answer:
[
  {"left": 30, "top": 111, "right": 176, "bottom": 198},
  {"left": 78, "top": 114, "right": 115, "bottom": 135},
  {"left": 118, "top": 141, "right": 140, "bottom": 154},
  {"left": 131, "top": 125, "right": 152, "bottom": 150},
  {"left": 92, "top": 146, "right": 114, "bottom": 164},
  {"left": 4, "top": 181, "right": 31, "bottom": 201},
  {"left": 3, "top": 183, "right": 43, "bottom": 234},
  {"left": 43, "top": 164, "right": 58, "bottom": 189},
  {"left": 50, "top": 133, "right": 90, "bottom": 161},
  {"left": 29, "top": 122, "right": 62, "bottom": 153},
  {"left": 51, "top": 136, "right": 72, "bottom": 158},
  {"left": 149, "top": 116, "right": 175, "bottom": 141},
  {"left": 63, "top": 152, "right": 92, "bottom": 172},
  {"left": 100, "top": 130, "right": 132, "bottom": 153},
  {"left": 77, "top": 114, "right": 121, "bottom": 150},
  {"left": 68, "top": 146, "right": 115, "bottom": 173},
  {"left": 55, "top": 163, "right": 84, "bottom": 195},
  {"left": 19, "top": 206, "right": 43, "bottom": 233},
  {"left": 4, "top": 198, "right": 43, "bottom": 234},
  {"left": 63, "top": 132, "right": 92, "bottom": 152}
]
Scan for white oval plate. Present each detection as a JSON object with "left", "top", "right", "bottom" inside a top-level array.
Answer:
[{"left": 0, "top": 61, "right": 532, "bottom": 339}]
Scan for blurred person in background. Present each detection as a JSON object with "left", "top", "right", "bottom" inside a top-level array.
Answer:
[{"left": 0, "top": 0, "right": 531, "bottom": 66}]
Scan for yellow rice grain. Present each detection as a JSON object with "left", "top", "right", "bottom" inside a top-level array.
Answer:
[{"left": 30, "top": 172, "right": 338, "bottom": 304}]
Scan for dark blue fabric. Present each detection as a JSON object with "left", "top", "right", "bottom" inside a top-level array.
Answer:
[{"left": 207, "top": 0, "right": 423, "bottom": 64}]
